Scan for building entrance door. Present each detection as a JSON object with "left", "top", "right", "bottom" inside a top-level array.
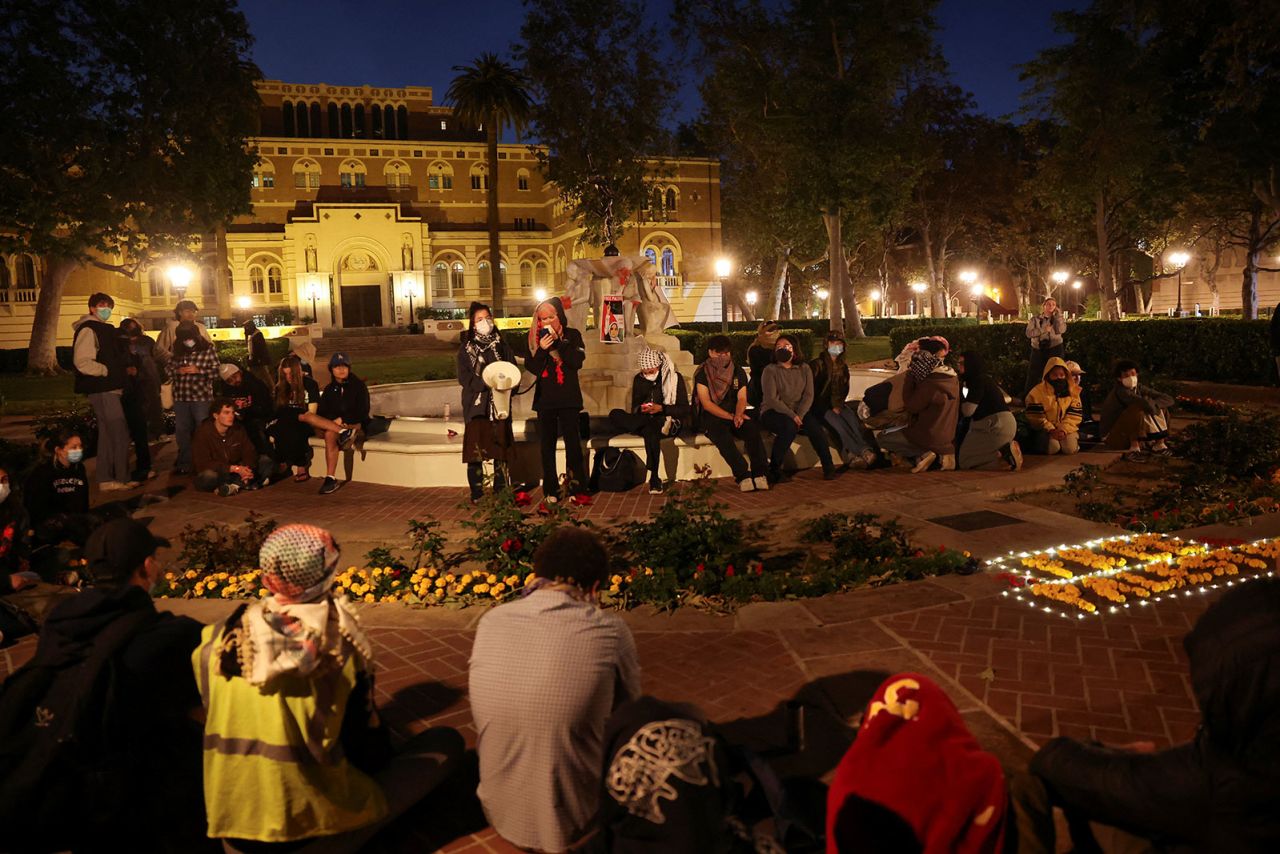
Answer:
[{"left": 340, "top": 285, "right": 383, "bottom": 327}]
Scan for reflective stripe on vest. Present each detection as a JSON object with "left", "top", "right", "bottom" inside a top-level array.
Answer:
[{"left": 202, "top": 732, "right": 343, "bottom": 765}]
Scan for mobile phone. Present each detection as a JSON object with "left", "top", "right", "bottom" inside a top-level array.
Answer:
[{"left": 539, "top": 326, "right": 552, "bottom": 339}]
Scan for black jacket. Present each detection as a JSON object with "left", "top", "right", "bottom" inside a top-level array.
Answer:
[
  {"left": 746, "top": 344, "right": 772, "bottom": 408},
  {"left": 528, "top": 327, "right": 587, "bottom": 412},
  {"left": 457, "top": 334, "right": 516, "bottom": 422},
  {"left": 218, "top": 370, "right": 273, "bottom": 422},
  {"left": 23, "top": 459, "right": 89, "bottom": 526},
  {"left": 72, "top": 318, "right": 126, "bottom": 395},
  {"left": 317, "top": 375, "right": 371, "bottom": 426},
  {"left": 247, "top": 330, "right": 272, "bottom": 367},
  {"left": 627, "top": 370, "right": 690, "bottom": 419},
  {"left": 958, "top": 354, "right": 1009, "bottom": 421},
  {"left": 1030, "top": 579, "right": 1280, "bottom": 851}
]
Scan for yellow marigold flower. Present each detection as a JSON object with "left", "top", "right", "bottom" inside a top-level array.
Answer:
[
  {"left": 435, "top": 577, "right": 447, "bottom": 588},
  {"left": 461, "top": 573, "right": 473, "bottom": 585},
  {"left": 609, "top": 583, "right": 621, "bottom": 594},
  {"left": 258, "top": 589, "right": 268, "bottom": 597},
  {"left": 427, "top": 568, "right": 438, "bottom": 578},
  {"left": 221, "top": 587, "right": 234, "bottom": 598},
  {"left": 491, "top": 587, "right": 503, "bottom": 598},
  {"left": 445, "top": 573, "right": 456, "bottom": 583},
  {"left": 474, "top": 583, "right": 490, "bottom": 594},
  {"left": 492, "top": 582, "right": 506, "bottom": 594},
  {"left": 505, "top": 575, "right": 519, "bottom": 586},
  {"left": 524, "top": 571, "right": 536, "bottom": 584},
  {"left": 486, "top": 574, "right": 497, "bottom": 585},
  {"left": 644, "top": 568, "right": 654, "bottom": 576},
  {"left": 610, "top": 574, "right": 623, "bottom": 585},
  {"left": 364, "top": 593, "right": 376, "bottom": 603},
  {"left": 184, "top": 570, "right": 197, "bottom": 580}
]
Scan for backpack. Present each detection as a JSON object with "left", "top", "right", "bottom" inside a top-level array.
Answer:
[
  {"left": 590, "top": 447, "right": 647, "bottom": 492},
  {"left": 0, "top": 607, "right": 157, "bottom": 849}
]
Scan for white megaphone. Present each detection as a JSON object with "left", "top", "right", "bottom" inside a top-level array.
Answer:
[{"left": 481, "top": 361, "right": 522, "bottom": 421}]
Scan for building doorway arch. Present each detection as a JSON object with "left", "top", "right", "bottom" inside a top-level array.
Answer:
[{"left": 336, "top": 248, "right": 387, "bottom": 327}]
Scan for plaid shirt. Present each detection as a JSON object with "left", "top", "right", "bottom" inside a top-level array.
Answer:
[{"left": 166, "top": 346, "right": 219, "bottom": 402}]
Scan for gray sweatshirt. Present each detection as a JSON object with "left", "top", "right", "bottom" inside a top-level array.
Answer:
[
  {"left": 761, "top": 362, "right": 814, "bottom": 419},
  {"left": 1026, "top": 311, "right": 1067, "bottom": 350}
]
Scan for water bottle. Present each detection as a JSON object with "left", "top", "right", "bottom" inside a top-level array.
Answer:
[{"left": 443, "top": 403, "right": 451, "bottom": 422}]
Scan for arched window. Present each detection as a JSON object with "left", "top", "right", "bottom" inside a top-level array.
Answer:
[
  {"left": 451, "top": 262, "right": 465, "bottom": 291},
  {"left": 200, "top": 265, "right": 216, "bottom": 296},
  {"left": 339, "top": 159, "right": 367, "bottom": 189},
  {"left": 148, "top": 267, "right": 165, "bottom": 297},
  {"left": 371, "top": 105, "right": 383, "bottom": 139},
  {"left": 252, "top": 159, "right": 275, "bottom": 189},
  {"left": 660, "top": 248, "right": 675, "bottom": 277},
  {"left": 327, "top": 103, "right": 339, "bottom": 137},
  {"left": 249, "top": 266, "right": 265, "bottom": 294},
  {"left": 353, "top": 104, "right": 365, "bottom": 138},
  {"left": 520, "top": 261, "right": 533, "bottom": 291},
  {"left": 478, "top": 260, "right": 491, "bottom": 294},
  {"left": 384, "top": 105, "right": 397, "bottom": 139},
  {"left": 267, "top": 266, "right": 282, "bottom": 294},
  {"left": 517, "top": 168, "right": 530, "bottom": 191},
  {"left": 427, "top": 161, "right": 453, "bottom": 191},
  {"left": 226, "top": 266, "right": 234, "bottom": 295},
  {"left": 15, "top": 255, "right": 36, "bottom": 289},
  {"left": 396, "top": 106, "right": 408, "bottom": 139},
  {"left": 431, "top": 262, "right": 450, "bottom": 297},
  {"left": 293, "top": 159, "right": 320, "bottom": 189},
  {"left": 0, "top": 257, "right": 10, "bottom": 290},
  {"left": 282, "top": 100, "right": 295, "bottom": 136},
  {"left": 534, "top": 261, "right": 549, "bottom": 290},
  {"left": 309, "top": 103, "right": 321, "bottom": 138},
  {"left": 665, "top": 187, "right": 677, "bottom": 212},
  {"left": 643, "top": 247, "right": 657, "bottom": 268},
  {"left": 339, "top": 103, "right": 353, "bottom": 138},
  {"left": 470, "top": 163, "right": 488, "bottom": 191},
  {"left": 384, "top": 160, "right": 411, "bottom": 189}
]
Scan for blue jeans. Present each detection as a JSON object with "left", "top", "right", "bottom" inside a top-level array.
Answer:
[
  {"left": 173, "top": 399, "right": 208, "bottom": 470},
  {"left": 823, "top": 408, "right": 873, "bottom": 457}
]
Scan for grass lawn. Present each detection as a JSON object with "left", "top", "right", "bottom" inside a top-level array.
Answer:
[
  {"left": 0, "top": 373, "right": 80, "bottom": 415},
  {"left": 356, "top": 354, "right": 457, "bottom": 385},
  {"left": 843, "top": 336, "right": 892, "bottom": 365}
]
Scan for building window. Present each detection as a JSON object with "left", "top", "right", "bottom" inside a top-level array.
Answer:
[
  {"left": 327, "top": 103, "right": 339, "bottom": 137},
  {"left": 520, "top": 261, "right": 533, "bottom": 291},
  {"left": 226, "top": 267, "right": 234, "bottom": 294},
  {"left": 478, "top": 261, "right": 492, "bottom": 294},
  {"left": 384, "top": 160, "right": 410, "bottom": 189},
  {"left": 644, "top": 247, "right": 657, "bottom": 269},
  {"left": 353, "top": 104, "right": 365, "bottom": 138},
  {"left": 283, "top": 100, "right": 295, "bottom": 136},
  {"left": 517, "top": 170, "right": 530, "bottom": 191},
  {"left": 441, "top": 120, "right": 448, "bottom": 130},
  {"left": 250, "top": 267, "right": 265, "bottom": 294},
  {"left": 534, "top": 261, "right": 548, "bottom": 290},
  {"left": 293, "top": 159, "right": 320, "bottom": 189},
  {"left": 396, "top": 106, "right": 408, "bottom": 139},
  {"left": 261, "top": 172, "right": 274, "bottom": 188},
  {"left": 296, "top": 102, "right": 311, "bottom": 137},
  {"left": 340, "top": 160, "right": 367, "bottom": 189},
  {"left": 432, "top": 262, "right": 449, "bottom": 297},
  {"left": 267, "top": 266, "right": 282, "bottom": 294},
  {"left": 340, "top": 103, "right": 353, "bottom": 138},
  {"left": 427, "top": 161, "right": 453, "bottom": 191},
  {"left": 149, "top": 269, "right": 165, "bottom": 297},
  {"left": 14, "top": 255, "right": 36, "bottom": 288},
  {"left": 665, "top": 187, "right": 677, "bottom": 211},
  {"left": 661, "top": 248, "right": 676, "bottom": 276},
  {"left": 371, "top": 105, "right": 383, "bottom": 139},
  {"left": 203, "top": 315, "right": 219, "bottom": 329},
  {"left": 451, "top": 262, "right": 464, "bottom": 291},
  {"left": 309, "top": 103, "right": 321, "bottom": 138}
]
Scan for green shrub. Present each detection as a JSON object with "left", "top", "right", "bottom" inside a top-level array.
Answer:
[
  {"left": 1172, "top": 408, "right": 1280, "bottom": 481},
  {"left": 617, "top": 474, "right": 757, "bottom": 580},
  {"left": 214, "top": 337, "right": 290, "bottom": 368},
  {"left": 673, "top": 329, "right": 815, "bottom": 363},
  {"left": 176, "top": 512, "right": 278, "bottom": 574},
  {"left": 0, "top": 438, "right": 39, "bottom": 478},
  {"left": 676, "top": 316, "right": 974, "bottom": 338},
  {"left": 0, "top": 346, "right": 75, "bottom": 373}
]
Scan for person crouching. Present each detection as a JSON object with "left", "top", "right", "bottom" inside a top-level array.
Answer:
[{"left": 192, "top": 398, "right": 274, "bottom": 496}]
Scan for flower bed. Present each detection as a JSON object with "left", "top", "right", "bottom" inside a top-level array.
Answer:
[{"left": 991, "top": 533, "right": 1280, "bottom": 618}]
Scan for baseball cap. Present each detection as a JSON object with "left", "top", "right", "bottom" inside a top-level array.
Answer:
[
  {"left": 83, "top": 518, "right": 170, "bottom": 586},
  {"left": 1064, "top": 361, "right": 1086, "bottom": 375},
  {"left": 217, "top": 363, "right": 241, "bottom": 381},
  {"left": 328, "top": 352, "right": 351, "bottom": 369}
]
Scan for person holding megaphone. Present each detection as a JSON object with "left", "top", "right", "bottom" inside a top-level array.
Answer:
[{"left": 457, "top": 301, "right": 518, "bottom": 502}]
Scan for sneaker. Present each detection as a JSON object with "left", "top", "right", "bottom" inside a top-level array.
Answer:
[
  {"left": 1148, "top": 445, "right": 1173, "bottom": 457},
  {"left": 98, "top": 481, "right": 126, "bottom": 492},
  {"left": 1122, "top": 450, "right": 1148, "bottom": 462},
  {"left": 861, "top": 450, "right": 879, "bottom": 469},
  {"left": 739, "top": 478, "right": 756, "bottom": 493},
  {"left": 1007, "top": 440, "right": 1024, "bottom": 471},
  {"left": 822, "top": 467, "right": 838, "bottom": 481},
  {"left": 910, "top": 451, "right": 938, "bottom": 474},
  {"left": 241, "top": 479, "right": 261, "bottom": 492},
  {"left": 939, "top": 454, "right": 956, "bottom": 471},
  {"left": 752, "top": 476, "right": 770, "bottom": 491},
  {"left": 217, "top": 482, "right": 241, "bottom": 497},
  {"left": 319, "top": 476, "right": 341, "bottom": 495},
  {"left": 648, "top": 478, "right": 664, "bottom": 495},
  {"left": 338, "top": 428, "right": 356, "bottom": 450}
]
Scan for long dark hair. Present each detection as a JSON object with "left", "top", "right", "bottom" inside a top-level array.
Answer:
[
  {"left": 174, "top": 320, "right": 210, "bottom": 354},
  {"left": 275, "top": 354, "right": 306, "bottom": 407}
]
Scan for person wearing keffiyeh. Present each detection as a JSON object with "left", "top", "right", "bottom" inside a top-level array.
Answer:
[
  {"left": 875, "top": 338, "right": 960, "bottom": 473},
  {"left": 608, "top": 348, "right": 691, "bottom": 494},
  {"left": 457, "top": 301, "right": 517, "bottom": 502}
]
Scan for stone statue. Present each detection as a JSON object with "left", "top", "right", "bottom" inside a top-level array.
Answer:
[
  {"left": 565, "top": 255, "right": 676, "bottom": 349},
  {"left": 401, "top": 234, "right": 414, "bottom": 270},
  {"left": 304, "top": 235, "right": 318, "bottom": 273}
]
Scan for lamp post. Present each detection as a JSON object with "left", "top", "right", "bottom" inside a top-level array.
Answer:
[
  {"left": 870, "top": 289, "right": 881, "bottom": 318},
  {"left": 745, "top": 289, "right": 758, "bottom": 316},
  {"left": 715, "top": 257, "right": 732, "bottom": 332},
  {"left": 910, "top": 281, "right": 927, "bottom": 317},
  {"left": 958, "top": 270, "right": 978, "bottom": 315},
  {"left": 404, "top": 278, "right": 420, "bottom": 330},
  {"left": 1169, "top": 251, "right": 1190, "bottom": 316},
  {"left": 1051, "top": 270, "right": 1069, "bottom": 301},
  {"left": 1071, "top": 279, "right": 1083, "bottom": 315},
  {"left": 533, "top": 286, "right": 548, "bottom": 303},
  {"left": 167, "top": 264, "right": 192, "bottom": 304},
  {"left": 306, "top": 280, "right": 321, "bottom": 325}
]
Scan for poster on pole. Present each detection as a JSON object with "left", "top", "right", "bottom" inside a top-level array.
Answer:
[{"left": 600, "top": 294, "right": 625, "bottom": 343}]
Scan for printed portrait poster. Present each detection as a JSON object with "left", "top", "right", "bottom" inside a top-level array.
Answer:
[{"left": 601, "top": 294, "right": 625, "bottom": 344}]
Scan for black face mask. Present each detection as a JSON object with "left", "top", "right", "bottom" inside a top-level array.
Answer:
[
  {"left": 774, "top": 348, "right": 793, "bottom": 364},
  {"left": 1050, "top": 378, "right": 1070, "bottom": 397}
]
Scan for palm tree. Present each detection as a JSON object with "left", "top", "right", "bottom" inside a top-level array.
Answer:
[{"left": 446, "top": 54, "right": 533, "bottom": 316}]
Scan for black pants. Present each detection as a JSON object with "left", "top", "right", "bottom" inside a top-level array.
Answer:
[
  {"left": 538, "top": 407, "right": 586, "bottom": 496},
  {"left": 240, "top": 416, "right": 272, "bottom": 456},
  {"left": 760, "top": 409, "right": 835, "bottom": 474},
  {"left": 702, "top": 416, "right": 768, "bottom": 482},
  {"left": 194, "top": 455, "right": 275, "bottom": 492},
  {"left": 269, "top": 412, "right": 312, "bottom": 469},
  {"left": 122, "top": 392, "right": 151, "bottom": 474},
  {"left": 466, "top": 460, "right": 509, "bottom": 500},
  {"left": 1027, "top": 344, "right": 1065, "bottom": 394},
  {"left": 609, "top": 409, "right": 664, "bottom": 476}
]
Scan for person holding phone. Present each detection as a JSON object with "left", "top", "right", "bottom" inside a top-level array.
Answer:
[
  {"left": 608, "top": 348, "right": 690, "bottom": 494},
  {"left": 1025, "top": 298, "right": 1067, "bottom": 395},
  {"left": 527, "top": 297, "right": 587, "bottom": 502}
]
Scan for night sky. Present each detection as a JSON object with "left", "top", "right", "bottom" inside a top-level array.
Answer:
[{"left": 237, "top": 0, "right": 1076, "bottom": 130}]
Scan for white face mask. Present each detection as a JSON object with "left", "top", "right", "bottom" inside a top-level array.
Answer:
[
  {"left": 0, "top": 483, "right": 9, "bottom": 504},
  {"left": 475, "top": 318, "right": 494, "bottom": 336},
  {"left": 1121, "top": 375, "right": 1138, "bottom": 389},
  {"left": 642, "top": 371, "right": 659, "bottom": 381}
]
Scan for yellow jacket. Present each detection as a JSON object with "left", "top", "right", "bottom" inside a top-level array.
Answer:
[
  {"left": 192, "top": 618, "right": 387, "bottom": 842},
  {"left": 1024, "top": 356, "right": 1083, "bottom": 434}
]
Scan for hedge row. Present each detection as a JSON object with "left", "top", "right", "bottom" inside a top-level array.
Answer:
[
  {"left": 888, "top": 318, "right": 1274, "bottom": 390},
  {"left": 670, "top": 329, "right": 817, "bottom": 365},
  {"left": 677, "top": 316, "right": 974, "bottom": 338}
]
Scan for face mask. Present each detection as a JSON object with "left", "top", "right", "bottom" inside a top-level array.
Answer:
[
  {"left": 475, "top": 319, "right": 494, "bottom": 336},
  {"left": 184, "top": 339, "right": 196, "bottom": 348},
  {"left": 775, "top": 348, "right": 793, "bottom": 364},
  {"left": 827, "top": 346, "right": 844, "bottom": 358},
  {"left": 67, "top": 449, "right": 84, "bottom": 464},
  {"left": 642, "top": 371, "right": 659, "bottom": 382},
  {"left": 0, "top": 483, "right": 9, "bottom": 504},
  {"left": 1050, "top": 378, "right": 1070, "bottom": 397},
  {"left": 709, "top": 354, "right": 730, "bottom": 368},
  {"left": 96, "top": 307, "right": 112, "bottom": 321},
  {"left": 1121, "top": 375, "right": 1138, "bottom": 389}
]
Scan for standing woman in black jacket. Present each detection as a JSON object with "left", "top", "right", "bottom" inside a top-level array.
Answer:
[
  {"left": 457, "top": 302, "right": 516, "bottom": 502},
  {"left": 527, "top": 297, "right": 587, "bottom": 502},
  {"left": 608, "top": 348, "right": 691, "bottom": 494}
]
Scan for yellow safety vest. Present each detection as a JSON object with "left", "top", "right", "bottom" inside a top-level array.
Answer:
[{"left": 192, "top": 620, "right": 388, "bottom": 842}]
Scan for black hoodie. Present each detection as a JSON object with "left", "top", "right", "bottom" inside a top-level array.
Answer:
[
  {"left": 1030, "top": 579, "right": 1280, "bottom": 851},
  {"left": 527, "top": 297, "right": 586, "bottom": 411}
]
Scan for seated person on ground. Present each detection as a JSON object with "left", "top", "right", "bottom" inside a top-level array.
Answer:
[
  {"left": 1018, "top": 579, "right": 1280, "bottom": 852},
  {"left": 217, "top": 361, "right": 273, "bottom": 454},
  {"left": 470, "top": 526, "right": 642, "bottom": 854},
  {"left": 268, "top": 353, "right": 321, "bottom": 483},
  {"left": 608, "top": 347, "right": 690, "bottom": 495},
  {"left": 1066, "top": 360, "right": 1100, "bottom": 442},
  {"left": 876, "top": 339, "right": 960, "bottom": 473},
  {"left": 1024, "top": 357, "right": 1083, "bottom": 456},
  {"left": 811, "top": 332, "right": 879, "bottom": 469},
  {"left": 22, "top": 429, "right": 91, "bottom": 545},
  {"left": 195, "top": 523, "right": 464, "bottom": 849},
  {"left": 0, "top": 518, "right": 206, "bottom": 851},
  {"left": 892, "top": 335, "right": 950, "bottom": 373},
  {"left": 955, "top": 351, "right": 1022, "bottom": 471},
  {"left": 0, "top": 466, "right": 39, "bottom": 645},
  {"left": 192, "top": 399, "right": 275, "bottom": 496},
  {"left": 761, "top": 333, "right": 837, "bottom": 482},
  {"left": 1100, "top": 360, "right": 1174, "bottom": 458},
  {"left": 312, "top": 352, "right": 371, "bottom": 496},
  {"left": 693, "top": 335, "right": 770, "bottom": 493}
]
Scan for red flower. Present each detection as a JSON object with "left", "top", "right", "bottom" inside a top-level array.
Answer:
[
  {"left": 1228, "top": 501, "right": 1237, "bottom": 510},
  {"left": 514, "top": 491, "right": 532, "bottom": 507},
  {"left": 754, "top": 564, "right": 764, "bottom": 576},
  {"left": 1152, "top": 510, "right": 1162, "bottom": 520},
  {"left": 725, "top": 565, "right": 736, "bottom": 577},
  {"left": 501, "top": 538, "right": 513, "bottom": 553},
  {"left": 512, "top": 538, "right": 523, "bottom": 552},
  {"left": 696, "top": 563, "right": 705, "bottom": 572},
  {"left": 938, "top": 544, "right": 946, "bottom": 552},
  {"left": 997, "top": 572, "right": 1025, "bottom": 588}
]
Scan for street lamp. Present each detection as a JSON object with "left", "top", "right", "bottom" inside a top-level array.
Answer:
[
  {"left": 870, "top": 289, "right": 881, "bottom": 317},
  {"left": 714, "top": 256, "right": 733, "bottom": 332},
  {"left": 910, "top": 281, "right": 927, "bottom": 318},
  {"left": 533, "top": 287, "right": 548, "bottom": 303},
  {"left": 745, "top": 290, "right": 758, "bottom": 307},
  {"left": 306, "top": 280, "right": 321, "bottom": 324},
  {"left": 959, "top": 269, "right": 978, "bottom": 286},
  {"left": 236, "top": 295, "right": 251, "bottom": 310},
  {"left": 403, "top": 278, "right": 421, "bottom": 330},
  {"left": 1071, "top": 279, "right": 1083, "bottom": 314},
  {"left": 816, "top": 287, "right": 830, "bottom": 301},
  {"left": 167, "top": 264, "right": 192, "bottom": 300},
  {"left": 1169, "top": 250, "right": 1191, "bottom": 316}
]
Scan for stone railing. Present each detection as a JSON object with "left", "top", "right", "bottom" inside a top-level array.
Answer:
[{"left": 0, "top": 288, "right": 38, "bottom": 305}]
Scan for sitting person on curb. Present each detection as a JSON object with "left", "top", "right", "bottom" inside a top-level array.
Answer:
[
  {"left": 0, "top": 518, "right": 206, "bottom": 851},
  {"left": 22, "top": 429, "right": 91, "bottom": 546},
  {"left": 217, "top": 362, "right": 273, "bottom": 455},
  {"left": 811, "top": 332, "right": 879, "bottom": 469},
  {"left": 876, "top": 339, "right": 960, "bottom": 473},
  {"left": 195, "top": 524, "right": 464, "bottom": 850},
  {"left": 470, "top": 526, "right": 641, "bottom": 853},
  {"left": 608, "top": 347, "right": 691, "bottom": 495},
  {"left": 761, "top": 333, "right": 837, "bottom": 482},
  {"left": 956, "top": 351, "right": 1021, "bottom": 471},
  {"left": 192, "top": 399, "right": 275, "bottom": 496},
  {"left": 311, "top": 352, "right": 370, "bottom": 496},
  {"left": 0, "top": 467, "right": 38, "bottom": 645},
  {"left": 1100, "top": 360, "right": 1175, "bottom": 459},
  {"left": 1024, "top": 356, "right": 1083, "bottom": 456},
  {"left": 1015, "top": 578, "right": 1280, "bottom": 852},
  {"left": 269, "top": 353, "right": 322, "bottom": 483},
  {"left": 693, "top": 335, "right": 770, "bottom": 492}
]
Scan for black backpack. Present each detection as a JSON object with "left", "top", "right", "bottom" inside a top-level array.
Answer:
[
  {"left": 590, "top": 447, "right": 648, "bottom": 492},
  {"left": 0, "top": 607, "right": 157, "bottom": 850}
]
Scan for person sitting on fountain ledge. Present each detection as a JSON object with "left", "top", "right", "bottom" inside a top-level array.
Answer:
[
  {"left": 761, "top": 333, "right": 838, "bottom": 482},
  {"left": 693, "top": 335, "right": 770, "bottom": 492},
  {"left": 609, "top": 347, "right": 690, "bottom": 495},
  {"left": 528, "top": 296, "right": 588, "bottom": 503},
  {"left": 313, "top": 352, "right": 371, "bottom": 495}
]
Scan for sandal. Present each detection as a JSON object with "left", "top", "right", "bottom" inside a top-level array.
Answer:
[{"left": 293, "top": 471, "right": 311, "bottom": 483}]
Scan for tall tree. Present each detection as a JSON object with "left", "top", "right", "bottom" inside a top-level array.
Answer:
[
  {"left": 518, "top": 0, "right": 675, "bottom": 249},
  {"left": 446, "top": 54, "right": 533, "bottom": 317},
  {"left": 0, "top": 0, "right": 260, "bottom": 373}
]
